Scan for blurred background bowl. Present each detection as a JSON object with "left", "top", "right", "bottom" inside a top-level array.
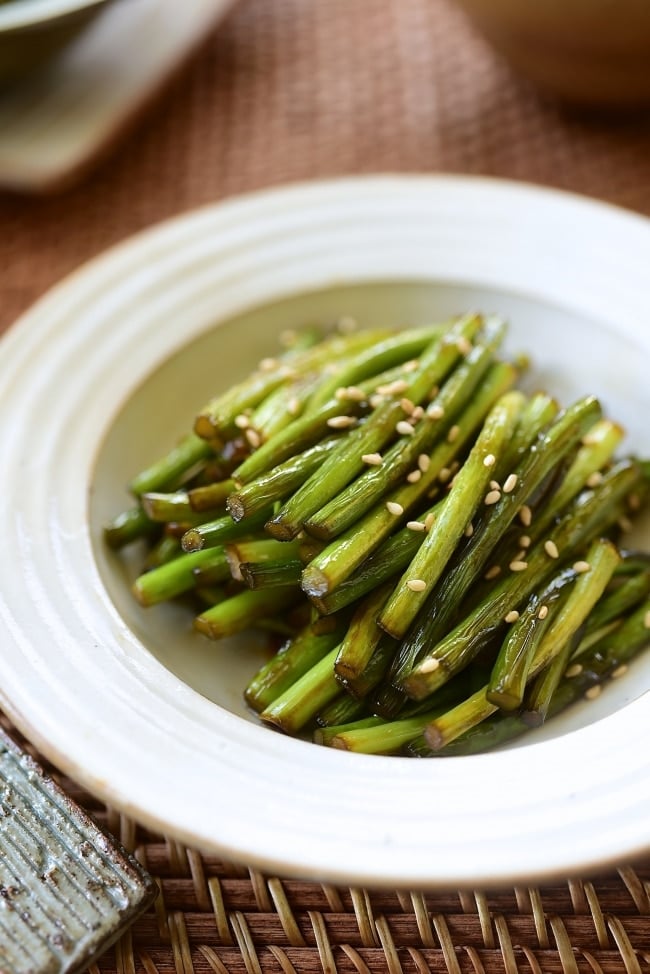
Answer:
[
  {"left": 452, "top": 0, "right": 650, "bottom": 107},
  {"left": 0, "top": 0, "right": 111, "bottom": 84}
]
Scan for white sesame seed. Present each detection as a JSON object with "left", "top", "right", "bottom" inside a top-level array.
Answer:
[
  {"left": 644, "top": 610, "right": 650, "bottom": 630},
  {"left": 386, "top": 501, "right": 404, "bottom": 516},
  {"left": 465, "top": 522, "right": 474, "bottom": 537},
  {"left": 519, "top": 535, "right": 531, "bottom": 549},
  {"left": 407, "top": 469, "right": 422, "bottom": 483},
  {"left": 538, "top": 605, "right": 549, "bottom": 620},
  {"left": 514, "top": 549, "right": 527, "bottom": 562},
  {"left": 484, "top": 565, "right": 501, "bottom": 580},
  {"left": 503, "top": 473, "right": 518, "bottom": 494},
  {"left": 611, "top": 664, "right": 628, "bottom": 680},
  {"left": 234, "top": 413, "right": 250, "bottom": 429},
  {"left": 585, "top": 685, "right": 602, "bottom": 700},
  {"left": 519, "top": 505, "right": 532, "bottom": 527},
  {"left": 628, "top": 492, "right": 641, "bottom": 511},
  {"left": 428, "top": 403, "right": 445, "bottom": 420},
  {"left": 510, "top": 560, "right": 528, "bottom": 572},
  {"left": 485, "top": 489, "right": 501, "bottom": 506},
  {"left": 402, "top": 359, "right": 420, "bottom": 373},
  {"left": 377, "top": 379, "right": 409, "bottom": 396},
  {"left": 327, "top": 415, "right": 357, "bottom": 429},
  {"left": 362, "top": 452, "right": 383, "bottom": 466},
  {"left": 400, "top": 397, "right": 415, "bottom": 415},
  {"left": 447, "top": 424, "right": 460, "bottom": 443},
  {"left": 337, "top": 315, "right": 358, "bottom": 333},
  {"left": 544, "top": 540, "right": 560, "bottom": 560},
  {"left": 438, "top": 467, "right": 452, "bottom": 484},
  {"left": 396, "top": 420, "right": 415, "bottom": 436},
  {"left": 586, "top": 471, "right": 604, "bottom": 488},
  {"left": 456, "top": 336, "right": 473, "bottom": 356},
  {"left": 428, "top": 384, "right": 440, "bottom": 399},
  {"left": 287, "top": 397, "right": 301, "bottom": 415},
  {"left": 483, "top": 454, "right": 496, "bottom": 468},
  {"left": 258, "top": 356, "right": 278, "bottom": 372},
  {"left": 369, "top": 394, "right": 384, "bottom": 409},
  {"left": 411, "top": 406, "right": 425, "bottom": 422},
  {"left": 424, "top": 512, "right": 436, "bottom": 531},
  {"left": 573, "top": 561, "right": 591, "bottom": 574},
  {"left": 505, "top": 610, "right": 519, "bottom": 623},
  {"left": 418, "top": 454, "right": 430, "bottom": 472},
  {"left": 418, "top": 657, "right": 440, "bottom": 674},
  {"left": 407, "top": 578, "right": 427, "bottom": 592},
  {"left": 565, "top": 663, "right": 583, "bottom": 678},
  {"left": 245, "top": 428, "right": 261, "bottom": 448},
  {"left": 336, "top": 385, "right": 366, "bottom": 402},
  {"left": 489, "top": 480, "right": 501, "bottom": 492},
  {"left": 406, "top": 520, "right": 426, "bottom": 532}
]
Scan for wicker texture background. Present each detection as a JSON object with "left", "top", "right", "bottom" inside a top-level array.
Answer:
[{"left": 2, "top": 0, "right": 650, "bottom": 971}]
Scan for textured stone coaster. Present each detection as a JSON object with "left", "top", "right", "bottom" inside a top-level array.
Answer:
[{"left": 0, "top": 727, "right": 156, "bottom": 974}]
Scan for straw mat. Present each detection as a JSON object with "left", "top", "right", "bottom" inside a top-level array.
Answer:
[{"left": 1, "top": 0, "right": 650, "bottom": 971}]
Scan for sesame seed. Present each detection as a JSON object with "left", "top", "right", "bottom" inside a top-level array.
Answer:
[
  {"left": 418, "top": 454, "right": 430, "bottom": 472},
  {"left": 456, "top": 336, "right": 473, "bottom": 356},
  {"left": 519, "top": 535, "right": 531, "bottom": 549},
  {"left": 484, "top": 565, "right": 501, "bottom": 580},
  {"left": 258, "top": 356, "right": 278, "bottom": 372},
  {"left": 611, "top": 664, "right": 628, "bottom": 680},
  {"left": 323, "top": 363, "right": 339, "bottom": 376},
  {"left": 406, "top": 520, "right": 426, "bottom": 532},
  {"left": 386, "top": 501, "right": 404, "bottom": 516},
  {"left": 362, "top": 452, "right": 383, "bottom": 466},
  {"left": 396, "top": 420, "right": 416, "bottom": 436},
  {"left": 618, "top": 515, "right": 633, "bottom": 534},
  {"left": 644, "top": 610, "right": 650, "bottom": 630},
  {"left": 424, "top": 512, "right": 436, "bottom": 531},
  {"left": 509, "top": 560, "right": 528, "bottom": 572},
  {"left": 428, "top": 403, "right": 445, "bottom": 420},
  {"left": 407, "top": 469, "right": 422, "bottom": 483},
  {"left": 586, "top": 471, "right": 604, "bottom": 488},
  {"left": 279, "top": 328, "right": 298, "bottom": 347},
  {"left": 544, "top": 540, "right": 560, "bottom": 559},
  {"left": 402, "top": 359, "right": 420, "bottom": 373},
  {"left": 447, "top": 424, "right": 460, "bottom": 443},
  {"left": 573, "top": 561, "right": 591, "bottom": 574},
  {"left": 483, "top": 454, "right": 496, "bottom": 468},
  {"left": 489, "top": 480, "right": 501, "bottom": 492},
  {"left": 465, "top": 522, "right": 474, "bottom": 537},
  {"left": 407, "top": 578, "right": 427, "bottom": 592},
  {"left": 438, "top": 467, "right": 452, "bottom": 483},
  {"left": 369, "top": 394, "right": 384, "bottom": 408},
  {"left": 234, "top": 413, "right": 250, "bottom": 429},
  {"left": 585, "top": 685, "right": 602, "bottom": 701},
  {"left": 538, "top": 605, "right": 549, "bottom": 620},
  {"left": 400, "top": 397, "right": 415, "bottom": 415},
  {"left": 245, "top": 428, "right": 261, "bottom": 448},
  {"left": 377, "top": 379, "right": 408, "bottom": 396},
  {"left": 327, "top": 415, "right": 357, "bottom": 429},
  {"left": 628, "top": 492, "right": 641, "bottom": 511},
  {"left": 503, "top": 473, "right": 518, "bottom": 494},
  {"left": 514, "top": 549, "right": 527, "bottom": 562},
  {"left": 287, "top": 397, "right": 301, "bottom": 415},
  {"left": 565, "top": 663, "right": 583, "bottom": 678},
  {"left": 505, "top": 610, "right": 519, "bottom": 623},
  {"left": 485, "top": 489, "right": 501, "bottom": 506},
  {"left": 418, "top": 657, "right": 440, "bottom": 674},
  {"left": 336, "top": 385, "right": 366, "bottom": 402},
  {"left": 519, "top": 505, "right": 532, "bottom": 527},
  {"left": 411, "top": 406, "right": 425, "bottom": 422},
  {"left": 428, "top": 384, "right": 440, "bottom": 399},
  {"left": 337, "top": 315, "right": 358, "bottom": 333}
]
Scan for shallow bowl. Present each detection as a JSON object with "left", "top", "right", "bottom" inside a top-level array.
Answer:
[{"left": 0, "top": 175, "right": 649, "bottom": 888}]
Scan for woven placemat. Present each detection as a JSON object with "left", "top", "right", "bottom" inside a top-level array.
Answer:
[{"left": 1, "top": 0, "right": 650, "bottom": 971}]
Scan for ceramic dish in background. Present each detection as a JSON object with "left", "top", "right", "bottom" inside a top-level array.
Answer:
[
  {"left": 0, "top": 0, "right": 112, "bottom": 83},
  {"left": 0, "top": 176, "right": 648, "bottom": 889},
  {"left": 451, "top": 0, "right": 650, "bottom": 107}
]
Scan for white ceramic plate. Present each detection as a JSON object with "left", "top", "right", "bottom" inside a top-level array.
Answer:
[{"left": 0, "top": 176, "right": 649, "bottom": 889}]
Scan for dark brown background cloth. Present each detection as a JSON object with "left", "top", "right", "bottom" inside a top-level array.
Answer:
[{"left": 2, "top": 1, "right": 650, "bottom": 971}]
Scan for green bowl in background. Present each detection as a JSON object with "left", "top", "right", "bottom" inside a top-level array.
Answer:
[{"left": 0, "top": 0, "right": 112, "bottom": 84}]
